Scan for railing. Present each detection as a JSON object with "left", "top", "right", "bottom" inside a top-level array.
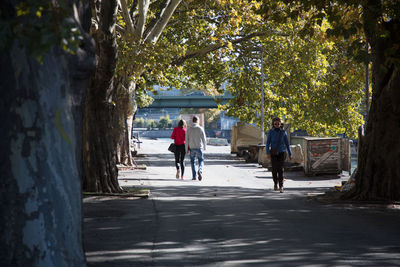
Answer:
[{"left": 148, "top": 94, "right": 233, "bottom": 108}]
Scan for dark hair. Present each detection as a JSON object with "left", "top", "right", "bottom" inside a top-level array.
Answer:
[
  {"left": 178, "top": 119, "right": 186, "bottom": 128},
  {"left": 192, "top": 116, "right": 199, "bottom": 123},
  {"left": 271, "top": 117, "right": 281, "bottom": 127}
]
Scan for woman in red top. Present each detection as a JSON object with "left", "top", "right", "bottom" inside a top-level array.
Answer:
[{"left": 171, "top": 119, "right": 187, "bottom": 179}]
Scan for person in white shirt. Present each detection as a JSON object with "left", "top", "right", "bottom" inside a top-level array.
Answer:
[{"left": 185, "top": 116, "right": 207, "bottom": 181}]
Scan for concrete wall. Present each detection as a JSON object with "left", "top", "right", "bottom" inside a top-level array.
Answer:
[{"left": 134, "top": 129, "right": 232, "bottom": 140}]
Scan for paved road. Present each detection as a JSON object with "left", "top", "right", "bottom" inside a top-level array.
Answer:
[{"left": 83, "top": 138, "right": 400, "bottom": 267}]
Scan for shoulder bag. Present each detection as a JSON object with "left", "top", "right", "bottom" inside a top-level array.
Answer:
[{"left": 168, "top": 143, "right": 176, "bottom": 153}]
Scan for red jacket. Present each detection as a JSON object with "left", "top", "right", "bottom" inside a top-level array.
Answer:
[{"left": 171, "top": 127, "right": 186, "bottom": 145}]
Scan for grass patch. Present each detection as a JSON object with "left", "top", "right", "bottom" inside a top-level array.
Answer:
[
  {"left": 83, "top": 187, "right": 150, "bottom": 198},
  {"left": 122, "top": 186, "right": 150, "bottom": 195}
]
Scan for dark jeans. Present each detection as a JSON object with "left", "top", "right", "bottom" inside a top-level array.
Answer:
[
  {"left": 271, "top": 152, "right": 285, "bottom": 187},
  {"left": 174, "top": 144, "right": 186, "bottom": 176}
]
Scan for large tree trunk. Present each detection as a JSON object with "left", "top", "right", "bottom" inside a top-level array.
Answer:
[
  {"left": 349, "top": 2, "right": 400, "bottom": 201},
  {"left": 83, "top": 0, "right": 182, "bottom": 192},
  {"left": 82, "top": 0, "right": 121, "bottom": 193},
  {"left": 0, "top": 3, "right": 95, "bottom": 266}
]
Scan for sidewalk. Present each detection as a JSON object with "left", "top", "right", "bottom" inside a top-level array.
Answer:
[
  {"left": 82, "top": 138, "right": 400, "bottom": 267},
  {"left": 117, "top": 138, "right": 347, "bottom": 193}
]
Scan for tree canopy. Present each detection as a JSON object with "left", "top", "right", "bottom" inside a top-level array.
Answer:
[
  {"left": 258, "top": 0, "right": 400, "bottom": 200},
  {"left": 1, "top": 0, "right": 83, "bottom": 61},
  {"left": 221, "top": 16, "right": 365, "bottom": 138},
  {"left": 120, "top": 0, "right": 366, "bottom": 138},
  {"left": 87, "top": 0, "right": 400, "bottom": 199}
]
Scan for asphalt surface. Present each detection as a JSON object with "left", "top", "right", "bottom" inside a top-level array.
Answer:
[{"left": 83, "top": 138, "right": 400, "bottom": 267}]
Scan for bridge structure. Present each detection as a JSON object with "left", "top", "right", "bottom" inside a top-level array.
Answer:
[{"left": 148, "top": 93, "right": 234, "bottom": 108}]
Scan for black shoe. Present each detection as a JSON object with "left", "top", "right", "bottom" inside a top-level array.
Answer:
[
  {"left": 198, "top": 171, "right": 202, "bottom": 181},
  {"left": 192, "top": 178, "right": 196, "bottom": 180},
  {"left": 274, "top": 184, "right": 278, "bottom": 191}
]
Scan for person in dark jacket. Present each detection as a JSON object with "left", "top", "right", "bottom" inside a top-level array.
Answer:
[
  {"left": 171, "top": 119, "right": 187, "bottom": 179},
  {"left": 266, "top": 117, "right": 292, "bottom": 193}
]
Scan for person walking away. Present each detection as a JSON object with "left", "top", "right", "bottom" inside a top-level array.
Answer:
[
  {"left": 171, "top": 119, "right": 187, "bottom": 179},
  {"left": 185, "top": 116, "right": 207, "bottom": 181},
  {"left": 266, "top": 117, "right": 292, "bottom": 193}
]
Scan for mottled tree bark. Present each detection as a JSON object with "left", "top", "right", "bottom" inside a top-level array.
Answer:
[
  {"left": 82, "top": 0, "right": 121, "bottom": 193},
  {"left": 115, "top": 75, "right": 137, "bottom": 166},
  {"left": 83, "top": 0, "right": 182, "bottom": 192},
  {"left": 0, "top": 1, "right": 95, "bottom": 265}
]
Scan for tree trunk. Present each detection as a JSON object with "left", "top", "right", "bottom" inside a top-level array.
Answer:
[
  {"left": 0, "top": 8, "right": 94, "bottom": 267},
  {"left": 348, "top": 3, "right": 400, "bottom": 201},
  {"left": 115, "top": 76, "right": 137, "bottom": 166},
  {"left": 119, "top": 116, "right": 134, "bottom": 165},
  {"left": 82, "top": 0, "right": 121, "bottom": 193}
]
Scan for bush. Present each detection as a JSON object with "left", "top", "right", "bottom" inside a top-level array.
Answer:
[
  {"left": 146, "top": 119, "right": 157, "bottom": 130},
  {"left": 135, "top": 118, "right": 145, "bottom": 128},
  {"left": 158, "top": 115, "right": 172, "bottom": 129},
  {"left": 134, "top": 116, "right": 175, "bottom": 129}
]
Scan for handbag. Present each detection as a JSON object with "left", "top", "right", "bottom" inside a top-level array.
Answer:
[
  {"left": 168, "top": 143, "right": 176, "bottom": 153},
  {"left": 270, "top": 148, "right": 278, "bottom": 156},
  {"left": 168, "top": 128, "right": 177, "bottom": 153}
]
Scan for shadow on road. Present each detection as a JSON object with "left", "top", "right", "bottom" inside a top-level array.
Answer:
[
  {"left": 136, "top": 152, "right": 246, "bottom": 167},
  {"left": 84, "top": 183, "right": 400, "bottom": 267},
  {"left": 84, "top": 141, "right": 400, "bottom": 266}
]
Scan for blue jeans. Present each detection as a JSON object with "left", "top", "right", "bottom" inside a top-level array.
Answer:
[{"left": 189, "top": 149, "right": 204, "bottom": 179}]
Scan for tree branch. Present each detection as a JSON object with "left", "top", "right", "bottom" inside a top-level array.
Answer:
[
  {"left": 144, "top": 0, "right": 182, "bottom": 44},
  {"left": 119, "top": 0, "right": 135, "bottom": 34},
  {"left": 115, "top": 24, "right": 126, "bottom": 35},
  {"left": 171, "top": 31, "right": 273, "bottom": 66},
  {"left": 133, "top": 0, "right": 150, "bottom": 39},
  {"left": 129, "top": 0, "right": 138, "bottom": 18},
  {"left": 142, "top": 0, "right": 169, "bottom": 40}
]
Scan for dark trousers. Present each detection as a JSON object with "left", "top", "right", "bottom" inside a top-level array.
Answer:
[
  {"left": 174, "top": 144, "right": 186, "bottom": 176},
  {"left": 271, "top": 152, "right": 285, "bottom": 187}
]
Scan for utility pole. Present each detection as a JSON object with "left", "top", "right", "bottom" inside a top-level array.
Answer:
[
  {"left": 260, "top": 47, "right": 265, "bottom": 145},
  {"left": 253, "top": 46, "right": 265, "bottom": 145}
]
